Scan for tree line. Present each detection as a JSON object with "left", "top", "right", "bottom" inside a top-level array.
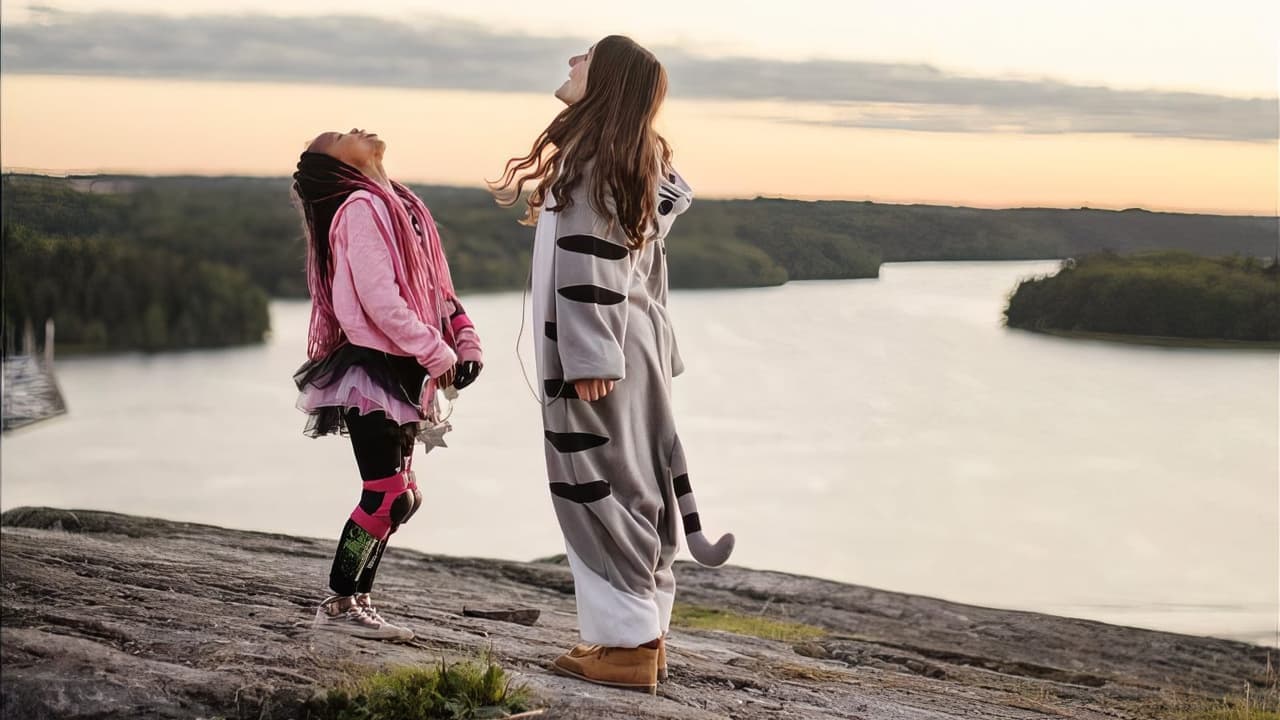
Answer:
[
  {"left": 3, "top": 173, "right": 1274, "bottom": 352},
  {"left": 3, "top": 223, "right": 269, "bottom": 353}
]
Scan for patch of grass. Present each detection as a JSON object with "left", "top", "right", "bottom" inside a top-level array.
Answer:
[
  {"left": 306, "top": 657, "right": 535, "bottom": 720},
  {"left": 1164, "top": 661, "right": 1280, "bottom": 720},
  {"left": 1171, "top": 705, "right": 1280, "bottom": 720},
  {"left": 671, "top": 603, "right": 826, "bottom": 643}
]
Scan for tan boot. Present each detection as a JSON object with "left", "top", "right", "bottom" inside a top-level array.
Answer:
[
  {"left": 657, "top": 637, "right": 668, "bottom": 683},
  {"left": 552, "top": 643, "right": 659, "bottom": 694},
  {"left": 573, "top": 640, "right": 667, "bottom": 682},
  {"left": 566, "top": 641, "right": 666, "bottom": 683}
]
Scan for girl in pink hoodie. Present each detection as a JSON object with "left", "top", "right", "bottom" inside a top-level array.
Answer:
[{"left": 292, "top": 129, "right": 482, "bottom": 641}]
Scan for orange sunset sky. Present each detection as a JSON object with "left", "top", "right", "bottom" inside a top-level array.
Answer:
[{"left": 1, "top": 0, "right": 1276, "bottom": 215}]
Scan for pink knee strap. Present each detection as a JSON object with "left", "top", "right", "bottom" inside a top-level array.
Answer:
[
  {"left": 363, "top": 472, "right": 409, "bottom": 493},
  {"left": 350, "top": 471, "right": 410, "bottom": 540}
]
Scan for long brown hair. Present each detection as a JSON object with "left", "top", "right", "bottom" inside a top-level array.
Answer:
[{"left": 489, "top": 35, "right": 672, "bottom": 248}]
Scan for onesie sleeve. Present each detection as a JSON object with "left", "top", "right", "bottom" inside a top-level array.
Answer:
[{"left": 552, "top": 187, "right": 633, "bottom": 382}]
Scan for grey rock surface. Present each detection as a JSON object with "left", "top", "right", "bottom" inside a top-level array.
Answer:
[{"left": 1, "top": 507, "right": 1272, "bottom": 719}]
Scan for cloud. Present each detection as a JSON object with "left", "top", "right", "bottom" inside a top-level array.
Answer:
[
  {"left": 2, "top": 8, "right": 1275, "bottom": 142},
  {"left": 0, "top": 8, "right": 582, "bottom": 92},
  {"left": 673, "top": 59, "right": 1278, "bottom": 142}
]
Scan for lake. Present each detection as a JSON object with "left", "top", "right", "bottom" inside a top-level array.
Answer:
[{"left": 3, "top": 261, "right": 1276, "bottom": 646}]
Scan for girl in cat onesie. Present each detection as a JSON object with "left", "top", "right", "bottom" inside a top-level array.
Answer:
[{"left": 491, "top": 35, "right": 734, "bottom": 693}]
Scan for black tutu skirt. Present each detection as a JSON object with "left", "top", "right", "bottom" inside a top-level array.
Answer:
[{"left": 294, "top": 343, "right": 428, "bottom": 438}]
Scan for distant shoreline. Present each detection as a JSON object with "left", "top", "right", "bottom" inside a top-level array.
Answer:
[
  {"left": 4, "top": 169, "right": 1276, "bottom": 219},
  {"left": 1012, "top": 327, "right": 1280, "bottom": 351},
  {"left": 9, "top": 173, "right": 1275, "bottom": 354}
]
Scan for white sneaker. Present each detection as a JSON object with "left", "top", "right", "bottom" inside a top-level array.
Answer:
[
  {"left": 354, "top": 593, "right": 415, "bottom": 641},
  {"left": 313, "top": 595, "right": 408, "bottom": 641}
]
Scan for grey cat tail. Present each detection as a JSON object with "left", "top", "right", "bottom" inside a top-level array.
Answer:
[{"left": 674, "top": 472, "right": 735, "bottom": 567}]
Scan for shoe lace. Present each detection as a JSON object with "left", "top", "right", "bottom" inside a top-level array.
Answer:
[
  {"left": 354, "top": 595, "right": 387, "bottom": 624},
  {"left": 343, "top": 604, "right": 375, "bottom": 623}
]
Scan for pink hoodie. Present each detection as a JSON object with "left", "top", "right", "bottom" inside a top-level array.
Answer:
[{"left": 329, "top": 190, "right": 482, "bottom": 380}]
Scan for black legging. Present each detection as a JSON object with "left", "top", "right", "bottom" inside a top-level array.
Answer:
[{"left": 328, "top": 408, "right": 418, "bottom": 596}]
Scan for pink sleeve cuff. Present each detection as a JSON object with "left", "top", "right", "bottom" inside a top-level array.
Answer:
[
  {"left": 449, "top": 305, "right": 483, "bottom": 364},
  {"left": 450, "top": 313, "right": 475, "bottom": 335},
  {"left": 454, "top": 325, "right": 483, "bottom": 364},
  {"left": 422, "top": 345, "right": 458, "bottom": 380}
]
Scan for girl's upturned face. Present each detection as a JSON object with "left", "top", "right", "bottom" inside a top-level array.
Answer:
[
  {"left": 554, "top": 46, "right": 593, "bottom": 105},
  {"left": 310, "top": 128, "right": 385, "bottom": 168}
]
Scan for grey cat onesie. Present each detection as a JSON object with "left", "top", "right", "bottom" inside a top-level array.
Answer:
[{"left": 531, "top": 166, "right": 734, "bottom": 647}]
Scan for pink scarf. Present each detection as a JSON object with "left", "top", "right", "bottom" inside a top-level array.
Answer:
[{"left": 304, "top": 175, "right": 456, "bottom": 362}]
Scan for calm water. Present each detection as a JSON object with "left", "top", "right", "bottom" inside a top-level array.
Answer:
[{"left": 3, "top": 262, "right": 1276, "bottom": 645}]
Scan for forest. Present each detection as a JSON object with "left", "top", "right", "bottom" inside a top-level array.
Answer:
[{"left": 3, "top": 173, "right": 1275, "bottom": 352}]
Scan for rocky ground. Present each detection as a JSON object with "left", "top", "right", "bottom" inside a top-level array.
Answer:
[{"left": 1, "top": 507, "right": 1274, "bottom": 719}]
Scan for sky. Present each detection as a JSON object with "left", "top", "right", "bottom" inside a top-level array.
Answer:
[{"left": 1, "top": 0, "right": 1277, "bottom": 214}]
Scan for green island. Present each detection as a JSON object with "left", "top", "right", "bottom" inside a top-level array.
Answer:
[
  {"left": 3, "top": 173, "right": 1274, "bottom": 352},
  {"left": 1005, "top": 252, "right": 1279, "bottom": 346}
]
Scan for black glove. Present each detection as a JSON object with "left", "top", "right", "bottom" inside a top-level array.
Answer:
[{"left": 452, "top": 360, "right": 483, "bottom": 390}]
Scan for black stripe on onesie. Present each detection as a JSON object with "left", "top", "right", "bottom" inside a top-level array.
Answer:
[{"left": 530, "top": 165, "right": 698, "bottom": 648}]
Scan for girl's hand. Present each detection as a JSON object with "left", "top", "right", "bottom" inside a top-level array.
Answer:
[
  {"left": 573, "top": 378, "right": 615, "bottom": 402},
  {"left": 452, "top": 360, "right": 483, "bottom": 390},
  {"left": 434, "top": 366, "right": 456, "bottom": 390}
]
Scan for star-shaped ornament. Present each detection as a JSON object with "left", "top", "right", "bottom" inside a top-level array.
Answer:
[{"left": 418, "top": 420, "right": 452, "bottom": 454}]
